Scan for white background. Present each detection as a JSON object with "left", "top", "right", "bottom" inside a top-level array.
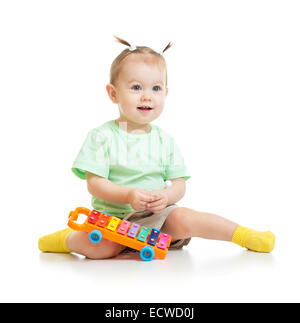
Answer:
[{"left": 0, "top": 0, "right": 299, "bottom": 303}]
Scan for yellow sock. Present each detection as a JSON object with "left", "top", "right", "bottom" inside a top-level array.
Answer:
[
  {"left": 232, "top": 225, "right": 275, "bottom": 253},
  {"left": 38, "top": 228, "right": 74, "bottom": 253}
]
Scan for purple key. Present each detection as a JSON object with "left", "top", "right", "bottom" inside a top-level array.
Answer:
[{"left": 127, "top": 222, "right": 140, "bottom": 238}]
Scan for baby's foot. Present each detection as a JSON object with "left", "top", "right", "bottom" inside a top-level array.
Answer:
[
  {"left": 38, "top": 228, "right": 73, "bottom": 253},
  {"left": 232, "top": 226, "right": 275, "bottom": 253}
]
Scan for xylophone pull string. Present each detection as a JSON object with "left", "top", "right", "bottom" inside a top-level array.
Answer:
[{"left": 122, "top": 210, "right": 136, "bottom": 221}]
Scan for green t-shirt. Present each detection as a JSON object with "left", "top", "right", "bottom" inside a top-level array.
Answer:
[{"left": 72, "top": 120, "right": 190, "bottom": 218}]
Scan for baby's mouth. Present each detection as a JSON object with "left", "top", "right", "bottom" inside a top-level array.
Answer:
[{"left": 137, "top": 106, "right": 153, "bottom": 111}]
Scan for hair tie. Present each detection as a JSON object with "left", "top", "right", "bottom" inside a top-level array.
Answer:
[{"left": 129, "top": 45, "right": 137, "bottom": 51}]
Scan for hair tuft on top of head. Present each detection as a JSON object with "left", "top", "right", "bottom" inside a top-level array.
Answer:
[
  {"left": 113, "top": 35, "right": 132, "bottom": 48},
  {"left": 110, "top": 35, "right": 171, "bottom": 87},
  {"left": 162, "top": 41, "right": 172, "bottom": 53}
]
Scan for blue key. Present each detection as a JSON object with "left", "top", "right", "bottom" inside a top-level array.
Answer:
[
  {"left": 147, "top": 228, "right": 160, "bottom": 245},
  {"left": 127, "top": 222, "right": 140, "bottom": 238}
]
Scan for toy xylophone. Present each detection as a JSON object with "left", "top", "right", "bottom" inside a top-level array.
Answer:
[{"left": 68, "top": 207, "right": 172, "bottom": 261}]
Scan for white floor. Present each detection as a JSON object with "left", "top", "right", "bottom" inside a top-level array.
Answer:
[{"left": 1, "top": 228, "right": 298, "bottom": 303}]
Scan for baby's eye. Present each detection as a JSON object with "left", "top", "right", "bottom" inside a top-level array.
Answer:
[
  {"left": 131, "top": 85, "right": 141, "bottom": 91},
  {"left": 153, "top": 85, "right": 162, "bottom": 91}
]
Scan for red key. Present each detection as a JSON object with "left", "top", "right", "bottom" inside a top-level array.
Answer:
[{"left": 96, "top": 213, "right": 111, "bottom": 227}]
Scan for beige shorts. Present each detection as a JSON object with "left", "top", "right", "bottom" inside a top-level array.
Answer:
[{"left": 121, "top": 204, "right": 191, "bottom": 253}]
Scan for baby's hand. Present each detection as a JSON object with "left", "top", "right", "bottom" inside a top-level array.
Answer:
[
  {"left": 127, "top": 188, "right": 154, "bottom": 211},
  {"left": 146, "top": 190, "right": 169, "bottom": 214}
]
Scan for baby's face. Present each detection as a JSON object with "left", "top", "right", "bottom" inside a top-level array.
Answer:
[{"left": 109, "top": 55, "right": 168, "bottom": 126}]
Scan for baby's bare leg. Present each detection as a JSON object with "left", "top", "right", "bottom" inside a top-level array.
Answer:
[
  {"left": 161, "top": 207, "right": 238, "bottom": 242},
  {"left": 161, "top": 207, "right": 275, "bottom": 253},
  {"left": 66, "top": 231, "right": 126, "bottom": 259}
]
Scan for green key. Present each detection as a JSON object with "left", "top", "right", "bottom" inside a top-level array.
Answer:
[{"left": 137, "top": 226, "right": 151, "bottom": 242}]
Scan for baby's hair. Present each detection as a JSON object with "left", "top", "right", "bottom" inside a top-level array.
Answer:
[
  {"left": 161, "top": 41, "right": 172, "bottom": 54},
  {"left": 113, "top": 35, "right": 132, "bottom": 48},
  {"left": 110, "top": 35, "right": 172, "bottom": 87}
]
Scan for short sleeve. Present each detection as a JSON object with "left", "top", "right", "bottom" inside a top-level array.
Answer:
[
  {"left": 71, "top": 129, "right": 110, "bottom": 180},
  {"left": 163, "top": 138, "right": 191, "bottom": 181}
]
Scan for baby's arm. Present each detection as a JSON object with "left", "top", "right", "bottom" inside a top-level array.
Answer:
[
  {"left": 164, "top": 177, "right": 186, "bottom": 205},
  {"left": 85, "top": 171, "right": 154, "bottom": 211},
  {"left": 86, "top": 171, "right": 130, "bottom": 204}
]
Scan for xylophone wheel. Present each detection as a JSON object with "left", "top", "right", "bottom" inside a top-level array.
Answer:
[
  {"left": 89, "top": 229, "right": 102, "bottom": 244},
  {"left": 140, "top": 246, "right": 155, "bottom": 261}
]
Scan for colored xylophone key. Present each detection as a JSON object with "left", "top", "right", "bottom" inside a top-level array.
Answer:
[
  {"left": 107, "top": 216, "right": 121, "bottom": 232},
  {"left": 147, "top": 228, "right": 160, "bottom": 246},
  {"left": 96, "top": 212, "right": 111, "bottom": 228},
  {"left": 137, "top": 226, "right": 151, "bottom": 242},
  {"left": 117, "top": 220, "right": 131, "bottom": 235},
  {"left": 87, "top": 210, "right": 100, "bottom": 224},
  {"left": 127, "top": 223, "right": 140, "bottom": 238},
  {"left": 157, "top": 233, "right": 171, "bottom": 250}
]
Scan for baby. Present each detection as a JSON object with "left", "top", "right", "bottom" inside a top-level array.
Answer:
[{"left": 39, "top": 35, "right": 275, "bottom": 259}]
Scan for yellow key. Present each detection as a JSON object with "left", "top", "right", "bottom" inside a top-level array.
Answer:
[{"left": 106, "top": 216, "right": 121, "bottom": 232}]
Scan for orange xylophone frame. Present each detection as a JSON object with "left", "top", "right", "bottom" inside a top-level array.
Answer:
[{"left": 68, "top": 207, "right": 172, "bottom": 261}]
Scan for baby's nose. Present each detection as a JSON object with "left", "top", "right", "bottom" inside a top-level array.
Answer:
[{"left": 141, "top": 90, "right": 152, "bottom": 101}]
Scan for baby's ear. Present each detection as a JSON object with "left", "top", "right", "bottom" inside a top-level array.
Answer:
[
  {"left": 165, "top": 87, "right": 169, "bottom": 96},
  {"left": 106, "top": 83, "right": 118, "bottom": 103}
]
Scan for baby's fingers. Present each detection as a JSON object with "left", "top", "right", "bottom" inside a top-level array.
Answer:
[
  {"left": 150, "top": 192, "right": 162, "bottom": 201},
  {"left": 147, "top": 199, "right": 162, "bottom": 209},
  {"left": 140, "top": 193, "right": 155, "bottom": 203}
]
